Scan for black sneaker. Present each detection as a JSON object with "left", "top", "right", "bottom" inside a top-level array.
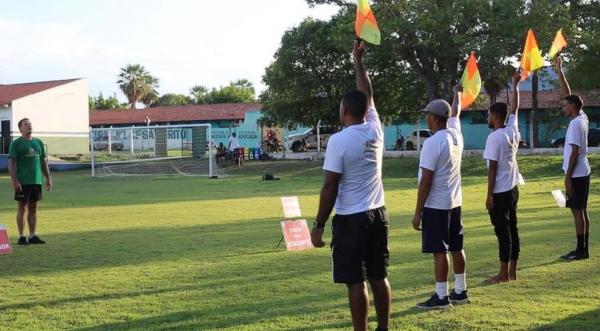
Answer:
[
  {"left": 564, "top": 250, "right": 586, "bottom": 261},
  {"left": 28, "top": 236, "right": 46, "bottom": 244},
  {"left": 416, "top": 294, "right": 452, "bottom": 310},
  {"left": 449, "top": 289, "right": 470, "bottom": 305},
  {"left": 560, "top": 250, "right": 577, "bottom": 260},
  {"left": 17, "top": 236, "right": 28, "bottom": 246}
]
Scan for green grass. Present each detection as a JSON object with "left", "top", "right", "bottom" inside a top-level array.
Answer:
[{"left": 0, "top": 155, "right": 599, "bottom": 330}]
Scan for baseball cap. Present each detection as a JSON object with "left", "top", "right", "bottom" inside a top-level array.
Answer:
[{"left": 420, "top": 99, "right": 451, "bottom": 118}]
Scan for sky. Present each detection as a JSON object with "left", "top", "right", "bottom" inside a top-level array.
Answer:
[{"left": 0, "top": 0, "right": 339, "bottom": 101}]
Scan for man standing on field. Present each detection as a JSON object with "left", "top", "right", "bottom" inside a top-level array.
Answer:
[
  {"left": 412, "top": 85, "right": 469, "bottom": 309},
  {"left": 555, "top": 57, "right": 591, "bottom": 260},
  {"left": 8, "top": 118, "right": 53, "bottom": 245},
  {"left": 311, "top": 41, "right": 391, "bottom": 331},
  {"left": 483, "top": 71, "right": 523, "bottom": 283}
]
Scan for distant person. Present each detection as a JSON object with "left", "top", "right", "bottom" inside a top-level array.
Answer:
[
  {"left": 216, "top": 142, "right": 226, "bottom": 166},
  {"left": 311, "top": 41, "right": 390, "bottom": 331},
  {"left": 556, "top": 57, "right": 591, "bottom": 260},
  {"left": 483, "top": 71, "right": 522, "bottom": 283},
  {"left": 228, "top": 132, "right": 240, "bottom": 152},
  {"left": 412, "top": 85, "right": 469, "bottom": 309},
  {"left": 8, "top": 118, "right": 53, "bottom": 246},
  {"left": 395, "top": 134, "right": 405, "bottom": 151}
]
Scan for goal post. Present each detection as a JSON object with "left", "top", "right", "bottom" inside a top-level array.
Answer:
[{"left": 90, "top": 124, "right": 216, "bottom": 178}]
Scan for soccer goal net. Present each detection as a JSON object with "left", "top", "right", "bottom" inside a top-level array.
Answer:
[{"left": 90, "top": 124, "right": 216, "bottom": 177}]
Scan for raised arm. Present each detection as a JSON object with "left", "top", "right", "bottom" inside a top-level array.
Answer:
[
  {"left": 555, "top": 56, "right": 571, "bottom": 97},
  {"left": 451, "top": 84, "right": 462, "bottom": 118},
  {"left": 353, "top": 40, "right": 375, "bottom": 109},
  {"left": 510, "top": 71, "right": 522, "bottom": 115}
]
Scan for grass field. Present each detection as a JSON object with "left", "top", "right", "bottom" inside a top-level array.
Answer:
[{"left": 0, "top": 155, "right": 599, "bottom": 331}]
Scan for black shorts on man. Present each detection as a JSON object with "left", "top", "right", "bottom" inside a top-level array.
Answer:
[
  {"left": 488, "top": 186, "right": 520, "bottom": 262},
  {"left": 422, "top": 207, "right": 463, "bottom": 253},
  {"left": 331, "top": 207, "right": 389, "bottom": 284},
  {"left": 566, "top": 176, "right": 590, "bottom": 210},
  {"left": 14, "top": 185, "right": 43, "bottom": 202}
]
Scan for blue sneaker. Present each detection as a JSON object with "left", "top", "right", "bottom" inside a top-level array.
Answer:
[{"left": 416, "top": 293, "right": 452, "bottom": 310}]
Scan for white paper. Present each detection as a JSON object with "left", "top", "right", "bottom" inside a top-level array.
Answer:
[
  {"left": 281, "top": 196, "right": 302, "bottom": 218},
  {"left": 518, "top": 173, "right": 526, "bottom": 185},
  {"left": 551, "top": 190, "right": 566, "bottom": 208}
]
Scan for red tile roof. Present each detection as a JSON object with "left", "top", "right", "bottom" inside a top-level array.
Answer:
[
  {"left": 470, "top": 89, "right": 600, "bottom": 111},
  {"left": 89, "top": 103, "right": 262, "bottom": 126},
  {"left": 0, "top": 79, "right": 80, "bottom": 105}
]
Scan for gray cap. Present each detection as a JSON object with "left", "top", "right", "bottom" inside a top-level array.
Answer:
[{"left": 420, "top": 99, "right": 451, "bottom": 118}]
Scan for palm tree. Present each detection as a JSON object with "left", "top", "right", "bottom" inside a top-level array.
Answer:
[{"left": 117, "top": 64, "right": 159, "bottom": 109}]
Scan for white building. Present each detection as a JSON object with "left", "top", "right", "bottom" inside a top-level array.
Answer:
[{"left": 0, "top": 79, "right": 89, "bottom": 155}]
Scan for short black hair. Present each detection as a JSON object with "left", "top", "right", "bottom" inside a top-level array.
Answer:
[
  {"left": 565, "top": 94, "right": 583, "bottom": 110},
  {"left": 232, "top": 132, "right": 236, "bottom": 137},
  {"left": 489, "top": 102, "right": 508, "bottom": 121},
  {"left": 18, "top": 118, "right": 29, "bottom": 129},
  {"left": 431, "top": 113, "right": 448, "bottom": 126},
  {"left": 341, "top": 90, "right": 368, "bottom": 119}
]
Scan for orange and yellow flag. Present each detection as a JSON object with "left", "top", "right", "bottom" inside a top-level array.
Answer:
[
  {"left": 460, "top": 52, "right": 481, "bottom": 110},
  {"left": 548, "top": 29, "right": 567, "bottom": 59},
  {"left": 355, "top": 0, "right": 381, "bottom": 45},
  {"left": 520, "top": 29, "right": 545, "bottom": 79}
]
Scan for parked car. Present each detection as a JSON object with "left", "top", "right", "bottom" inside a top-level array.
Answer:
[
  {"left": 287, "top": 127, "right": 338, "bottom": 153},
  {"left": 550, "top": 128, "right": 600, "bottom": 148},
  {"left": 90, "top": 137, "right": 125, "bottom": 151},
  {"left": 406, "top": 129, "right": 432, "bottom": 150}
]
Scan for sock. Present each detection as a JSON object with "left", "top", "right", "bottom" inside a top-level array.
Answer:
[
  {"left": 585, "top": 233, "right": 589, "bottom": 252},
  {"left": 435, "top": 282, "right": 448, "bottom": 299},
  {"left": 29, "top": 233, "right": 36, "bottom": 239},
  {"left": 577, "top": 235, "right": 585, "bottom": 252},
  {"left": 454, "top": 273, "right": 467, "bottom": 294}
]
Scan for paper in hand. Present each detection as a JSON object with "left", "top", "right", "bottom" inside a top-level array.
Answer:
[{"left": 551, "top": 190, "right": 566, "bottom": 208}]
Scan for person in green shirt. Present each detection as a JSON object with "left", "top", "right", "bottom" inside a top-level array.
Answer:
[{"left": 8, "top": 118, "right": 53, "bottom": 246}]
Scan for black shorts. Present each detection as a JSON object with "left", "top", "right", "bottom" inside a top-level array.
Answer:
[
  {"left": 566, "top": 176, "right": 590, "bottom": 210},
  {"left": 331, "top": 207, "right": 389, "bottom": 284},
  {"left": 422, "top": 207, "right": 463, "bottom": 254},
  {"left": 15, "top": 185, "right": 42, "bottom": 203}
]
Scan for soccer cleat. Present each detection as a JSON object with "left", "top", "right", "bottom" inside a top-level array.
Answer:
[
  {"left": 560, "top": 250, "right": 577, "bottom": 260},
  {"left": 416, "top": 294, "right": 452, "bottom": 310},
  {"left": 563, "top": 250, "right": 587, "bottom": 261},
  {"left": 17, "top": 237, "right": 28, "bottom": 246},
  {"left": 449, "top": 290, "right": 470, "bottom": 305},
  {"left": 28, "top": 236, "right": 46, "bottom": 245}
]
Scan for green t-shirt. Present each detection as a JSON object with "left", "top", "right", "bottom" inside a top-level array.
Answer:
[{"left": 8, "top": 137, "right": 46, "bottom": 185}]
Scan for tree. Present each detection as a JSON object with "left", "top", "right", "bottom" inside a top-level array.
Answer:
[
  {"left": 189, "top": 80, "right": 257, "bottom": 104},
  {"left": 564, "top": 0, "right": 600, "bottom": 90},
  {"left": 153, "top": 93, "right": 193, "bottom": 107},
  {"left": 117, "top": 64, "right": 160, "bottom": 109},
  {"left": 89, "top": 93, "right": 125, "bottom": 110}
]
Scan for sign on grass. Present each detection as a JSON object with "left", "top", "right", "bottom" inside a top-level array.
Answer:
[
  {"left": 0, "top": 225, "right": 13, "bottom": 255},
  {"left": 281, "top": 196, "right": 302, "bottom": 218},
  {"left": 280, "top": 220, "right": 313, "bottom": 251}
]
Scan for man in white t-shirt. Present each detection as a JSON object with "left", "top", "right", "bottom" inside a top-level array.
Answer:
[
  {"left": 556, "top": 57, "right": 591, "bottom": 260},
  {"left": 483, "top": 71, "right": 522, "bottom": 283},
  {"left": 412, "top": 85, "right": 469, "bottom": 309},
  {"left": 227, "top": 132, "right": 240, "bottom": 151},
  {"left": 311, "top": 41, "right": 390, "bottom": 331}
]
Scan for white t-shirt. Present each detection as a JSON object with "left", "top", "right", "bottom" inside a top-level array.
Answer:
[
  {"left": 483, "top": 114, "right": 521, "bottom": 193},
  {"left": 323, "top": 107, "right": 385, "bottom": 215},
  {"left": 228, "top": 136, "right": 240, "bottom": 150},
  {"left": 418, "top": 117, "right": 463, "bottom": 210},
  {"left": 563, "top": 112, "right": 591, "bottom": 178}
]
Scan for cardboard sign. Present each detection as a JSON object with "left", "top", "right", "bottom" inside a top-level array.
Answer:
[
  {"left": 280, "top": 220, "right": 313, "bottom": 251},
  {"left": 0, "top": 225, "right": 13, "bottom": 255},
  {"left": 281, "top": 196, "right": 302, "bottom": 218}
]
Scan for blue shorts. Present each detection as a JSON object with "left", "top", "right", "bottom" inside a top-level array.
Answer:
[{"left": 422, "top": 207, "right": 463, "bottom": 254}]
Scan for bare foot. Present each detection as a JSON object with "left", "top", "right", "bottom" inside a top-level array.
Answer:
[{"left": 484, "top": 275, "right": 510, "bottom": 284}]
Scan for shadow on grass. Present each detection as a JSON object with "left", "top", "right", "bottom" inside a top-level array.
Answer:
[{"left": 533, "top": 308, "right": 600, "bottom": 330}]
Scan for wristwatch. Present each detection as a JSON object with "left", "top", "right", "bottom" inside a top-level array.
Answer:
[{"left": 313, "top": 221, "right": 326, "bottom": 228}]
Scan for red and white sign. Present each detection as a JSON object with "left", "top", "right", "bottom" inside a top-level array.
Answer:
[
  {"left": 281, "top": 219, "right": 313, "bottom": 251},
  {"left": 281, "top": 196, "right": 302, "bottom": 218},
  {"left": 0, "top": 225, "right": 13, "bottom": 255}
]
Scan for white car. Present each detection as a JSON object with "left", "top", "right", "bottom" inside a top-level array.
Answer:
[
  {"left": 286, "top": 127, "right": 338, "bottom": 153},
  {"left": 405, "top": 129, "right": 432, "bottom": 150}
]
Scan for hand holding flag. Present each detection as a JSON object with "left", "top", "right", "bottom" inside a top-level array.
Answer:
[
  {"left": 355, "top": 0, "right": 381, "bottom": 45},
  {"left": 548, "top": 29, "right": 567, "bottom": 59}
]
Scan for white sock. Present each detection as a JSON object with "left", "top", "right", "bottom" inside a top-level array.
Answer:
[
  {"left": 29, "top": 233, "right": 36, "bottom": 239},
  {"left": 435, "top": 282, "right": 448, "bottom": 299},
  {"left": 454, "top": 273, "right": 467, "bottom": 294}
]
